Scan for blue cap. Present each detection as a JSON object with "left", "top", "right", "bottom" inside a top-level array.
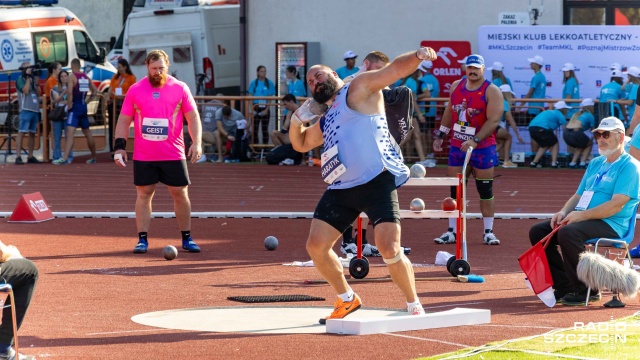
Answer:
[{"left": 465, "top": 55, "right": 484, "bottom": 68}]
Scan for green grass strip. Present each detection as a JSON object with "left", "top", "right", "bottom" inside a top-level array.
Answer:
[{"left": 420, "top": 313, "right": 640, "bottom": 360}]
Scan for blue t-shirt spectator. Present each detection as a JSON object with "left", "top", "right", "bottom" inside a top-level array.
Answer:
[
  {"left": 336, "top": 66, "right": 359, "bottom": 80},
  {"left": 287, "top": 78, "right": 306, "bottom": 97},
  {"left": 528, "top": 71, "right": 547, "bottom": 115},
  {"left": 576, "top": 110, "right": 595, "bottom": 131},
  {"left": 248, "top": 77, "right": 276, "bottom": 107},
  {"left": 419, "top": 74, "right": 440, "bottom": 117},
  {"left": 529, "top": 109, "right": 567, "bottom": 130},
  {"left": 492, "top": 77, "right": 513, "bottom": 89},
  {"left": 625, "top": 83, "right": 639, "bottom": 120},
  {"left": 563, "top": 77, "right": 580, "bottom": 118},
  {"left": 600, "top": 81, "right": 625, "bottom": 116}
]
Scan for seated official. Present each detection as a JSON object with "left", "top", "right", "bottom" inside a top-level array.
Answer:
[
  {"left": 197, "top": 99, "right": 226, "bottom": 162},
  {"left": 271, "top": 94, "right": 299, "bottom": 146},
  {"left": 214, "top": 105, "right": 246, "bottom": 163},
  {"left": 528, "top": 117, "right": 640, "bottom": 306}
]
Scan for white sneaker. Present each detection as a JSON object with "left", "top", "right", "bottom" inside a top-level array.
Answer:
[
  {"left": 196, "top": 154, "right": 207, "bottom": 163},
  {"left": 279, "top": 158, "right": 295, "bottom": 166},
  {"left": 434, "top": 231, "right": 456, "bottom": 244},
  {"left": 483, "top": 231, "right": 500, "bottom": 245},
  {"left": 0, "top": 347, "right": 33, "bottom": 360},
  {"left": 418, "top": 159, "right": 437, "bottom": 168},
  {"left": 362, "top": 243, "right": 381, "bottom": 257},
  {"left": 408, "top": 303, "right": 425, "bottom": 315},
  {"left": 340, "top": 242, "right": 358, "bottom": 256}
]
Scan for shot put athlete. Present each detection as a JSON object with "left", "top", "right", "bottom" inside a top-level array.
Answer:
[{"left": 289, "top": 46, "right": 437, "bottom": 324}]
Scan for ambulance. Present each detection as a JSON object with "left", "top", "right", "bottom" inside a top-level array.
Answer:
[
  {"left": 110, "top": 0, "right": 240, "bottom": 95},
  {"left": 0, "top": 0, "right": 116, "bottom": 104}
]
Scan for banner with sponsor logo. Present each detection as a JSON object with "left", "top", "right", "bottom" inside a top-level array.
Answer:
[
  {"left": 478, "top": 25, "right": 640, "bottom": 101},
  {"left": 419, "top": 40, "right": 471, "bottom": 96}
]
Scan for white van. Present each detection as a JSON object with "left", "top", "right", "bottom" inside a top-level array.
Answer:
[
  {"left": 113, "top": 0, "right": 240, "bottom": 95},
  {"left": 0, "top": 0, "right": 116, "bottom": 99}
]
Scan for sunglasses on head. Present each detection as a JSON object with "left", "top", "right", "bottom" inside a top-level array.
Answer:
[{"left": 593, "top": 131, "right": 616, "bottom": 140}]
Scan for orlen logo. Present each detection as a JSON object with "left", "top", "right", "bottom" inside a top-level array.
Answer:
[{"left": 29, "top": 200, "right": 48, "bottom": 214}]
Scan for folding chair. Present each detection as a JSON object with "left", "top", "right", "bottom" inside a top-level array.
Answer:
[
  {"left": 584, "top": 203, "right": 638, "bottom": 307},
  {"left": 0, "top": 284, "right": 19, "bottom": 356}
]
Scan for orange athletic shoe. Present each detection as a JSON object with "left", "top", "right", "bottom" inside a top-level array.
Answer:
[{"left": 319, "top": 293, "right": 362, "bottom": 324}]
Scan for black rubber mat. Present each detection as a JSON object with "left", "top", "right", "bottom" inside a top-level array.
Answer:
[{"left": 227, "top": 295, "right": 325, "bottom": 303}]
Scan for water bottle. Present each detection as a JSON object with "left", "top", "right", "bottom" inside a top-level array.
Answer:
[{"left": 308, "top": 150, "right": 313, "bottom": 166}]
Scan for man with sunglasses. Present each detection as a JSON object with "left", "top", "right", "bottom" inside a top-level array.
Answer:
[{"left": 529, "top": 117, "right": 640, "bottom": 306}]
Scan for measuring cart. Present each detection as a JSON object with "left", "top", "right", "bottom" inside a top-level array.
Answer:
[{"left": 349, "top": 147, "right": 474, "bottom": 279}]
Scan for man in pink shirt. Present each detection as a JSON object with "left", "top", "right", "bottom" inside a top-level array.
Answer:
[{"left": 113, "top": 49, "right": 203, "bottom": 254}]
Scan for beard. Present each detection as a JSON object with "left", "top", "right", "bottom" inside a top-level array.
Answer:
[
  {"left": 598, "top": 147, "right": 618, "bottom": 157},
  {"left": 149, "top": 73, "right": 167, "bottom": 88},
  {"left": 312, "top": 76, "right": 339, "bottom": 104},
  {"left": 598, "top": 147, "right": 617, "bottom": 157}
]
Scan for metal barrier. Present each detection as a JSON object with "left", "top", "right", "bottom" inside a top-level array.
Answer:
[{"left": 0, "top": 92, "right": 614, "bottom": 164}]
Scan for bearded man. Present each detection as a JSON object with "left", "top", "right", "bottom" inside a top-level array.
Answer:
[
  {"left": 113, "top": 49, "right": 203, "bottom": 254},
  {"left": 289, "top": 46, "right": 437, "bottom": 323}
]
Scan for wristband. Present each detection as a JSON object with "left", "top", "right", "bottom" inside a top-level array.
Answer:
[
  {"left": 434, "top": 130, "right": 445, "bottom": 139},
  {"left": 438, "top": 125, "right": 450, "bottom": 134},
  {"left": 114, "top": 138, "right": 127, "bottom": 151}
]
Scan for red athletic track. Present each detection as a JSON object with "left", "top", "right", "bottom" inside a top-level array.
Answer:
[{"left": 0, "top": 154, "right": 637, "bottom": 360}]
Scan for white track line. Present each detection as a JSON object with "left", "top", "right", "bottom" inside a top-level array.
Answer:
[
  {"left": 474, "top": 324, "right": 555, "bottom": 329},
  {"left": 86, "top": 328, "right": 175, "bottom": 336},
  {"left": 0, "top": 211, "right": 567, "bottom": 219},
  {"left": 383, "top": 332, "right": 471, "bottom": 347}
]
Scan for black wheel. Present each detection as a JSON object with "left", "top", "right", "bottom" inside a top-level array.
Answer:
[
  {"left": 446, "top": 256, "right": 457, "bottom": 277},
  {"left": 450, "top": 259, "right": 471, "bottom": 276},
  {"left": 349, "top": 257, "right": 369, "bottom": 279}
]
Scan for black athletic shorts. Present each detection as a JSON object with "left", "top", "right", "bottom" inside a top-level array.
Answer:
[
  {"left": 562, "top": 129, "right": 590, "bottom": 149},
  {"left": 529, "top": 126, "right": 558, "bottom": 148},
  {"left": 133, "top": 160, "right": 190, "bottom": 187},
  {"left": 313, "top": 171, "right": 400, "bottom": 234}
]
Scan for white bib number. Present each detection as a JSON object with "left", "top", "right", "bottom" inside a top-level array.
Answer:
[
  {"left": 321, "top": 145, "right": 347, "bottom": 184},
  {"left": 78, "top": 78, "right": 90, "bottom": 92},
  {"left": 452, "top": 123, "right": 476, "bottom": 142},
  {"left": 142, "top": 117, "right": 169, "bottom": 141},
  {"left": 575, "top": 190, "right": 594, "bottom": 211}
]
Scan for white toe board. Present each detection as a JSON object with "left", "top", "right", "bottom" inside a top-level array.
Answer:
[{"left": 326, "top": 307, "right": 490, "bottom": 335}]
